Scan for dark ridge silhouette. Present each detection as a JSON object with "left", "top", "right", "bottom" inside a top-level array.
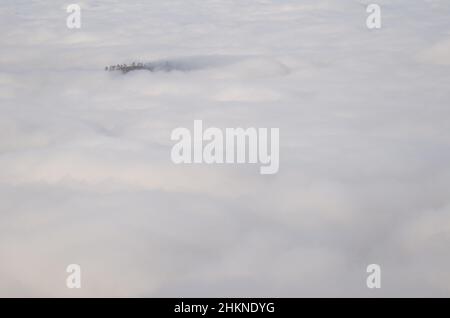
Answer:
[
  {"left": 104, "top": 56, "right": 290, "bottom": 76},
  {"left": 104, "top": 56, "right": 248, "bottom": 74},
  {"left": 105, "top": 61, "right": 196, "bottom": 74},
  {"left": 105, "top": 62, "right": 146, "bottom": 73}
]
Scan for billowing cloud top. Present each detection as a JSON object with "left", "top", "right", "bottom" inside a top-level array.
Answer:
[{"left": 0, "top": 0, "right": 450, "bottom": 297}]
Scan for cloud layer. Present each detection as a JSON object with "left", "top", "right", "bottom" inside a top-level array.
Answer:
[{"left": 0, "top": 0, "right": 450, "bottom": 297}]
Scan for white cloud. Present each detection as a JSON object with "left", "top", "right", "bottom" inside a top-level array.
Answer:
[
  {"left": 418, "top": 39, "right": 450, "bottom": 65},
  {"left": 0, "top": 0, "right": 450, "bottom": 297}
]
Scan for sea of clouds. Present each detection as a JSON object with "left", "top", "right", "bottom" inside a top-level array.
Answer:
[{"left": 0, "top": 0, "right": 450, "bottom": 297}]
